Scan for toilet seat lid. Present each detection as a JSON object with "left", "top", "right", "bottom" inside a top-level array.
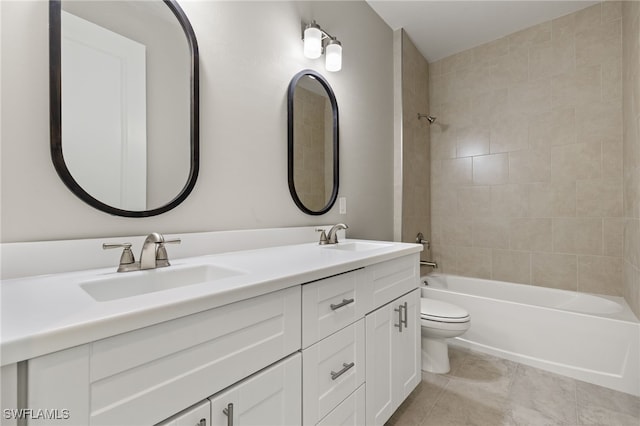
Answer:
[{"left": 420, "top": 298, "right": 470, "bottom": 322}]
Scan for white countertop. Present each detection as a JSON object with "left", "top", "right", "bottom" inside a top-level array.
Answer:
[{"left": 0, "top": 239, "right": 421, "bottom": 366}]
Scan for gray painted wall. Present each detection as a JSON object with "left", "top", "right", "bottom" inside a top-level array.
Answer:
[{"left": 0, "top": 0, "right": 394, "bottom": 243}]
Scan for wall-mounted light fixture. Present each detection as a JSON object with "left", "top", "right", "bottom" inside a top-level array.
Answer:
[{"left": 302, "top": 20, "right": 342, "bottom": 72}]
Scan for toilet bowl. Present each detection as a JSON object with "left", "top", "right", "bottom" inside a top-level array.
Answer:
[{"left": 420, "top": 298, "right": 470, "bottom": 374}]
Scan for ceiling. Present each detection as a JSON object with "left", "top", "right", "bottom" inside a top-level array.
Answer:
[{"left": 366, "top": 1, "right": 599, "bottom": 62}]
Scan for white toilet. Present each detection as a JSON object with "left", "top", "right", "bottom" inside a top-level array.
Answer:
[{"left": 420, "top": 298, "right": 470, "bottom": 374}]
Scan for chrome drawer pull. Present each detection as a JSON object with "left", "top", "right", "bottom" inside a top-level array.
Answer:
[
  {"left": 330, "top": 298, "right": 355, "bottom": 310},
  {"left": 330, "top": 362, "right": 355, "bottom": 380},
  {"left": 198, "top": 419, "right": 206, "bottom": 426},
  {"left": 223, "top": 403, "right": 233, "bottom": 426}
]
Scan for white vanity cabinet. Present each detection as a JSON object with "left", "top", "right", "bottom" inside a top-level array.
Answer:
[
  {"left": 12, "top": 243, "right": 421, "bottom": 426},
  {"left": 26, "top": 286, "right": 301, "bottom": 426},
  {"left": 301, "top": 253, "right": 421, "bottom": 426}
]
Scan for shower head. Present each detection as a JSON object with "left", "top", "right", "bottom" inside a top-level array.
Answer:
[{"left": 417, "top": 113, "right": 436, "bottom": 124}]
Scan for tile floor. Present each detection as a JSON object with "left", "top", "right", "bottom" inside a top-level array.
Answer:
[{"left": 386, "top": 347, "right": 640, "bottom": 426}]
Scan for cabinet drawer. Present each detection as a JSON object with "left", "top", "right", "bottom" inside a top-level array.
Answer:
[
  {"left": 369, "top": 254, "right": 419, "bottom": 310},
  {"left": 302, "top": 269, "right": 370, "bottom": 348},
  {"left": 302, "top": 319, "right": 365, "bottom": 425},
  {"left": 88, "top": 286, "right": 301, "bottom": 426},
  {"left": 317, "top": 384, "right": 365, "bottom": 426}
]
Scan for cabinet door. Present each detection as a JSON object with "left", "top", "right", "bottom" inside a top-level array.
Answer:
[
  {"left": 392, "top": 289, "right": 421, "bottom": 407},
  {"left": 365, "top": 302, "right": 395, "bottom": 426},
  {"left": 157, "top": 400, "right": 209, "bottom": 426},
  {"left": 209, "top": 353, "right": 301, "bottom": 426},
  {"left": 365, "top": 289, "right": 421, "bottom": 426}
]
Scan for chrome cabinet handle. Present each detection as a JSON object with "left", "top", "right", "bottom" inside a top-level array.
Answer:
[
  {"left": 222, "top": 403, "right": 233, "bottom": 426},
  {"left": 330, "top": 362, "right": 355, "bottom": 380},
  {"left": 394, "top": 304, "right": 404, "bottom": 332},
  {"left": 197, "top": 418, "right": 206, "bottom": 426},
  {"left": 401, "top": 301, "right": 408, "bottom": 328},
  {"left": 330, "top": 298, "right": 355, "bottom": 310}
]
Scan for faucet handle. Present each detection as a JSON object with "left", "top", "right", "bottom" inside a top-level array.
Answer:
[
  {"left": 316, "top": 228, "right": 329, "bottom": 245},
  {"left": 103, "top": 243, "right": 136, "bottom": 272},
  {"left": 156, "top": 238, "right": 181, "bottom": 267}
]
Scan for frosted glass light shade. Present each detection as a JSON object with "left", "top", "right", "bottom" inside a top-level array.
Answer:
[
  {"left": 303, "top": 26, "right": 322, "bottom": 59},
  {"left": 325, "top": 40, "right": 342, "bottom": 72}
]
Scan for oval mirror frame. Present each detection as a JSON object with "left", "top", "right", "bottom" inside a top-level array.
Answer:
[
  {"left": 287, "top": 69, "right": 339, "bottom": 215},
  {"left": 49, "top": 0, "right": 199, "bottom": 217}
]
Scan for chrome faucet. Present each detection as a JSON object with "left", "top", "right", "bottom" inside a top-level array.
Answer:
[
  {"left": 103, "top": 233, "right": 181, "bottom": 272},
  {"left": 325, "top": 223, "right": 348, "bottom": 244},
  {"left": 139, "top": 232, "right": 165, "bottom": 270}
]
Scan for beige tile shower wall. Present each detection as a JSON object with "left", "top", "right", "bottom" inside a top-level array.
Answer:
[
  {"left": 622, "top": 1, "right": 640, "bottom": 317},
  {"left": 429, "top": 2, "right": 625, "bottom": 296},
  {"left": 400, "top": 31, "right": 431, "bottom": 264}
]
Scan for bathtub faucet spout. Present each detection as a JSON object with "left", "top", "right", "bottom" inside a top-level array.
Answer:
[{"left": 420, "top": 260, "right": 438, "bottom": 269}]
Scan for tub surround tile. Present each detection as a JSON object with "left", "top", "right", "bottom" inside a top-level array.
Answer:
[
  {"left": 575, "top": 99, "right": 623, "bottom": 144},
  {"left": 472, "top": 218, "right": 509, "bottom": 249},
  {"left": 551, "top": 65, "right": 602, "bottom": 109},
  {"left": 508, "top": 148, "right": 551, "bottom": 184},
  {"left": 528, "top": 181, "right": 576, "bottom": 217},
  {"left": 604, "top": 217, "right": 625, "bottom": 257},
  {"left": 577, "top": 255, "right": 624, "bottom": 296},
  {"left": 456, "top": 247, "right": 492, "bottom": 279},
  {"left": 574, "top": 3, "right": 601, "bottom": 34},
  {"left": 528, "top": 107, "right": 576, "bottom": 149},
  {"left": 457, "top": 186, "right": 491, "bottom": 217},
  {"left": 492, "top": 249, "right": 531, "bottom": 285},
  {"left": 430, "top": 1, "right": 625, "bottom": 301},
  {"left": 575, "top": 178, "right": 623, "bottom": 217},
  {"left": 473, "top": 153, "right": 509, "bottom": 185},
  {"left": 532, "top": 253, "right": 578, "bottom": 291},
  {"left": 491, "top": 184, "right": 529, "bottom": 218},
  {"left": 551, "top": 142, "right": 602, "bottom": 181},
  {"left": 491, "top": 113, "right": 528, "bottom": 154},
  {"left": 603, "top": 140, "right": 623, "bottom": 179},
  {"left": 553, "top": 217, "right": 604, "bottom": 256},
  {"left": 509, "top": 218, "right": 553, "bottom": 252},
  {"left": 457, "top": 125, "right": 490, "bottom": 158}
]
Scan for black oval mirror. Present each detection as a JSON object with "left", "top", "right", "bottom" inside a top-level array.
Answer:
[
  {"left": 287, "top": 70, "right": 339, "bottom": 215},
  {"left": 49, "top": 0, "right": 199, "bottom": 217}
]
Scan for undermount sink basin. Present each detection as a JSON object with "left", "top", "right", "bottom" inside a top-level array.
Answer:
[
  {"left": 321, "top": 242, "right": 392, "bottom": 252},
  {"left": 80, "top": 264, "right": 245, "bottom": 302}
]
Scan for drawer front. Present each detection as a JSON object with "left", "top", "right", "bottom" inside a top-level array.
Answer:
[
  {"left": 89, "top": 286, "right": 301, "bottom": 426},
  {"left": 302, "top": 269, "right": 370, "bottom": 348},
  {"left": 316, "top": 384, "right": 365, "bottom": 426},
  {"left": 302, "top": 319, "right": 365, "bottom": 425},
  {"left": 369, "top": 254, "right": 419, "bottom": 311}
]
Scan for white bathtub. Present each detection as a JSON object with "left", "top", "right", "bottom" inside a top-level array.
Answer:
[{"left": 421, "top": 274, "right": 640, "bottom": 396}]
